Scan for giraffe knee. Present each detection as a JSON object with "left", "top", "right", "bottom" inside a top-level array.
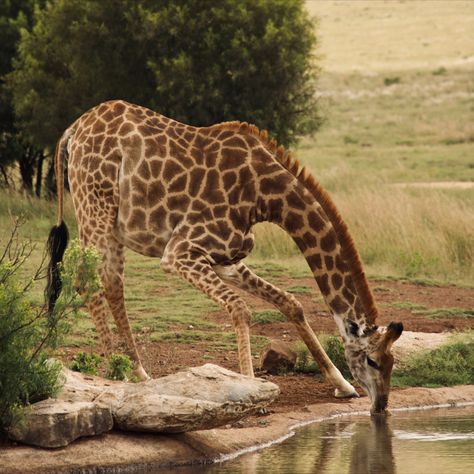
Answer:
[
  {"left": 228, "top": 300, "right": 251, "bottom": 326},
  {"left": 284, "top": 297, "right": 305, "bottom": 322}
]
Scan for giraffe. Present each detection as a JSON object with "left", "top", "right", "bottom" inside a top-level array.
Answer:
[{"left": 45, "top": 100, "right": 403, "bottom": 414}]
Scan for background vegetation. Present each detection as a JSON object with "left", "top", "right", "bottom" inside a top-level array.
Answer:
[{"left": 2, "top": 0, "right": 319, "bottom": 178}]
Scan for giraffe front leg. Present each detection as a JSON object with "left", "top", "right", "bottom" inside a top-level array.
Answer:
[
  {"left": 161, "top": 240, "right": 254, "bottom": 377},
  {"left": 215, "top": 262, "right": 358, "bottom": 397},
  {"left": 226, "top": 300, "right": 254, "bottom": 377}
]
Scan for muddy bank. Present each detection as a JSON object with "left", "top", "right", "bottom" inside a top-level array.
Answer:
[{"left": 1, "top": 385, "right": 473, "bottom": 473}]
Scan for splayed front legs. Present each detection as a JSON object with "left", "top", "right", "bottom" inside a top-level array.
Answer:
[{"left": 215, "top": 262, "right": 358, "bottom": 398}]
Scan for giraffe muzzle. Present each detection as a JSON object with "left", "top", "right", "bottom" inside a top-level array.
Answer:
[{"left": 371, "top": 394, "right": 389, "bottom": 415}]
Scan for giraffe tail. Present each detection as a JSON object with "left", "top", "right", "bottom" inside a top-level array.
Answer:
[{"left": 45, "top": 128, "right": 73, "bottom": 313}]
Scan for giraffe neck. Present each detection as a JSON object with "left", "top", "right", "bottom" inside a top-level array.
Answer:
[{"left": 268, "top": 180, "right": 377, "bottom": 341}]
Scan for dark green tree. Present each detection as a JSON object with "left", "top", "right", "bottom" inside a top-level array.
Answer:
[
  {"left": 8, "top": 0, "right": 320, "bottom": 152},
  {"left": 0, "top": 0, "right": 46, "bottom": 194}
]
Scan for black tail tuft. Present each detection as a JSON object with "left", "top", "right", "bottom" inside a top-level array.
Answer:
[{"left": 45, "top": 221, "right": 69, "bottom": 313}]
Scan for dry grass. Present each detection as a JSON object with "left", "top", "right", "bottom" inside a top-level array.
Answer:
[{"left": 307, "top": 0, "right": 474, "bottom": 72}]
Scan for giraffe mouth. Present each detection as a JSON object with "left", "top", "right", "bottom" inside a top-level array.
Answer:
[{"left": 371, "top": 394, "right": 389, "bottom": 415}]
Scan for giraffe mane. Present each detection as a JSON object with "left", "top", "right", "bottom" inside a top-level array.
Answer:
[{"left": 216, "top": 121, "right": 379, "bottom": 325}]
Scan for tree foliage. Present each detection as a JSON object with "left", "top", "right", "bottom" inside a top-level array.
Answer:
[
  {"left": 8, "top": 0, "right": 320, "bottom": 150},
  {"left": 0, "top": 1, "right": 46, "bottom": 192}
]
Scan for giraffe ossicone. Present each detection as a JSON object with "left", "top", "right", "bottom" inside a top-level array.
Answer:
[{"left": 45, "top": 100, "right": 403, "bottom": 414}]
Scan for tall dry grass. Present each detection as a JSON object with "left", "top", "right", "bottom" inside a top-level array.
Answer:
[
  {"left": 253, "top": 185, "right": 474, "bottom": 285},
  {"left": 1, "top": 184, "right": 472, "bottom": 285}
]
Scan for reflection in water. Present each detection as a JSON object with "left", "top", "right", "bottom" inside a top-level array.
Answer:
[
  {"left": 158, "top": 408, "right": 474, "bottom": 474},
  {"left": 349, "top": 416, "right": 395, "bottom": 474}
]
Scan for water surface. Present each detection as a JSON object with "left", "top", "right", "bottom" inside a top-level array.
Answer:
[{"left": 169, "top": 406, "right": 474, "bottom": 474}]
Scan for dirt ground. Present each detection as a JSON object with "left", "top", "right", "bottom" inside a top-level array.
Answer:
[
  {"left": 0, "top": 279, "right": 472, "bottom": 462},
  {"left": 132, "top": 278, "right": 474, "bottom": 413}
]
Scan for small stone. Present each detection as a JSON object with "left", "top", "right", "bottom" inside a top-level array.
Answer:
[{"left": 260, "top": 340, "right": 297, "bottom": 375}]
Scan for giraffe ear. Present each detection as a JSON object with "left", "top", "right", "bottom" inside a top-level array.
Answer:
[
  {"left": 382, "top": 322, "right": 404, "bottom": 351},
  {"left": 346, "top": 320, "right": 359, "bottom": 337}
]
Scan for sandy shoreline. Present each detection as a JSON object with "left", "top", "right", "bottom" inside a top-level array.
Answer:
[{"left": 1, "top": 385, "right": 473, "bottom": 473}]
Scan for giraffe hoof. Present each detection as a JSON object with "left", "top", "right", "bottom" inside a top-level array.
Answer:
[
  {"left": 334, "top": 387, "right": 359, "bottom": 399},
  {"left": 133, "top": 365, "right": 150, "bottom": 381}
]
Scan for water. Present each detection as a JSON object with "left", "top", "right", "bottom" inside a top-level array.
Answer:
[{"left": 166, "top": 406, "right": 474, "bottom": 474}]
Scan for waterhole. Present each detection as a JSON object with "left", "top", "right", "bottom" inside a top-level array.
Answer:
[{"left": 167, "top": 406, "right": 474, "bottom": 474}]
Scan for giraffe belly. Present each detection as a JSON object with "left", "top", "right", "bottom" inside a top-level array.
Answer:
[{"left": 112, "top": 220, "right": 171, "bottom": 258}]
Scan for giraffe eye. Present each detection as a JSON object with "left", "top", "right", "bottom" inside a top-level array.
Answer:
[{"left": 367, "top": 356, "right": 381, "bottom": 370}]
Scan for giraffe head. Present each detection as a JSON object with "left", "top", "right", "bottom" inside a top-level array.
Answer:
[{"left": 343, "top": 320, "right": 404, "bottom": 415}]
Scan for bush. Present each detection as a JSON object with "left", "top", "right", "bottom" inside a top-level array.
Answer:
[
  {"left": 384, "top": 76, "right": 401, "bottom": 86},
  {"left": 0, "top": 223, "right": 99, "bottom": 432},
  {"left": 70, "top": 352, "right": 102, "bottom": 375},
  {"left": 392, "top": 336, "right": 474, "bottom": 388},
  {"left": 8, "top": 0, "right": 321, "bottom": 150},
  {"left": 294, "top": 334, "right": 351, "bottom": 378},
  {"left": 106, "top": 354, "right": 133, "bottom": 381}
]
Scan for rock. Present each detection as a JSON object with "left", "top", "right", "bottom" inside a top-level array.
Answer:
[
  {"left": 8, "top": 400, "right": 113, "bottom": 448},
  {"left": 9, "top": 363, "right": 279, "bottom": 447},
  {"left": 96, "top": 364, "right": 280, "bottom": 433},
  {"left": 260, "top": 340, "right": 297, "bottom": 374}
]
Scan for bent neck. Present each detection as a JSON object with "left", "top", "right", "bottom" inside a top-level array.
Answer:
[{"left": 268, "top": 179, "right": 378, "bottom": 337}]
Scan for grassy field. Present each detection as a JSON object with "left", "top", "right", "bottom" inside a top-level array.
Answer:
[{"left": 0, "top": 1, "right": 473, "bottom": 353}]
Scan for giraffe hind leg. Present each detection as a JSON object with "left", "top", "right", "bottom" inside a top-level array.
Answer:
[
  {"left": 85, "top": 290, "right": 113, "bottom": 356},
  {"left": 214, "top": 262, "right": 358, "bottom": 398},
  {"left": 80, "top": 229, "right": 149, "bottom": 381}
]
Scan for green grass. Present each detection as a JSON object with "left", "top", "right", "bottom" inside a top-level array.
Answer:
[
  {"left": 287, "top": 285, "right": 312, "bottom": 294},
  {"left": 252, "top": 310, "right": 286, "bottom": 325},
  {"left": 413, "top": 307, "right": 474, "bottom": 319},
  {"left": 150, "top": 330, "right": 269, "bottom": 352},
  {"left": 392, "top": 334, "right": 474, "bottom": 388},
  {"left": 390, "top": 301, "right": 428, "bottom": 311}
]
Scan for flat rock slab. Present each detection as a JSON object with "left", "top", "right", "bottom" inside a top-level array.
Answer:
[
  {"left": 7, "top": 400, "right": 113, "bottom": 448},
  {"left": 97, "top": 364, "right": 280, "bottom": 432},
  {"left": 8, "top": 364, "right": 279, "bottom": 447}
]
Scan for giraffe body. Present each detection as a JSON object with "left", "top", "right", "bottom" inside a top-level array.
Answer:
[{"left": 46, "top": 100, "right": 403, "bottom": 413}]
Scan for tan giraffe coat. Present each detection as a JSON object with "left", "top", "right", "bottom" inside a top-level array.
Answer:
[{"left": 46, "top": 100, "right": 403, "bottom": 413}]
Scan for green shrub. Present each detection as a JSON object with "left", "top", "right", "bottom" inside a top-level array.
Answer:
[
  {"left": 0, "top": 224, "right": 99, "bottom": 432},
  {"left": 294, "top": 334, "right": 351, "bottom": 378},
  {"left": 106, "top": 354, "right": 133, "bottom": 381},
  {"left": 384, "top": 76, "right": 401, "bottom": 86},
  {"left": 392, "top": 337, "right": 474, "bottom": 388},
  {"left": 70, "top": 352, "right": 102, "bottom": 375},
  {"left": 432, "top": 66, "right": 447, "bottom": 75}
]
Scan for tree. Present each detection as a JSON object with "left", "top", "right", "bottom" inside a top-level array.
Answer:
[
  {"left": 0, "top": 1, "right": 46, "bottom": 194},
  {"left": 8, "top": 0, "right": 320, "bottom": 151}
]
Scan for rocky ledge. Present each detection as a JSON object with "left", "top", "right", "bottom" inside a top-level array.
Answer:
[{"left": 7, "top": 364, "right": 279, "bottom": 448}]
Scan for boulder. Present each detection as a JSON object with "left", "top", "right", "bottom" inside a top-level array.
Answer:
[
  {"left": 8, "top": 363, "right": 279, "bottom": 446},
  {"left": 260, "top": 340, "right": 297, "bottom": 374},
  {"left": 96, "top": 364, "right": 280, "bottom": 432},
  {"left": 7, "top": 400, "right": 113, "bottom": 448}
]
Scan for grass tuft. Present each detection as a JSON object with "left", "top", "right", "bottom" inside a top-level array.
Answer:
[{"left": 252, "top": 310, "right": 286, "bottom": 324}]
